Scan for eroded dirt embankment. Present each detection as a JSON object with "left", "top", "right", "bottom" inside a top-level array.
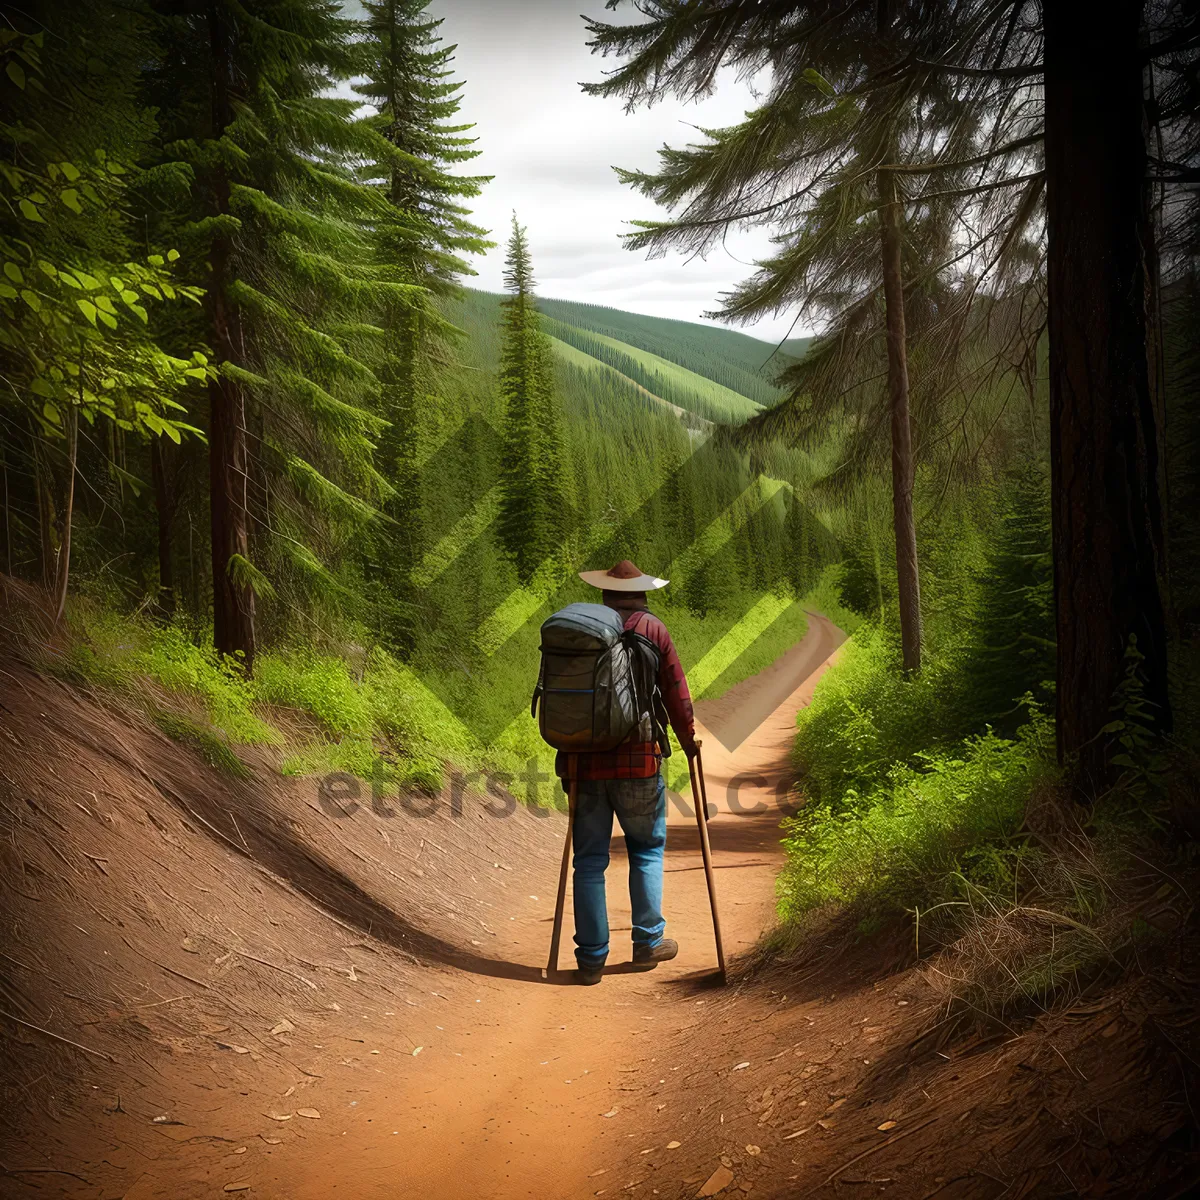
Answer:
[{"left": 1, "top": 609, "right": 1196, "bottom": 1200}]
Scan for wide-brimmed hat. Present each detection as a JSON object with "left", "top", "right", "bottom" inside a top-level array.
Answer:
[{"left": 579, "top": 559, "right": 669, "bottom": 593}]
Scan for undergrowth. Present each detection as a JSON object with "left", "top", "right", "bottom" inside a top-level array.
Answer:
[
  {"left": 21, "top": 570, "right": 849, "bottom": 806},
  {"left": 779, "top": 603, "right": 1188, "bottom": 1022}
]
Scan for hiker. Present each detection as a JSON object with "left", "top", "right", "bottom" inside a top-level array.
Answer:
[{"left": 562, "top": 560, "right": 698, "bottom": 985}]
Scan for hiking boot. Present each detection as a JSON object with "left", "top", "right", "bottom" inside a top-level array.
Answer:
[
  {"left": 632, "top": 938, "right": 678, "bottom": 967},
  {"left": 576, "top": 962, "right": 605, "bottom": 985}
]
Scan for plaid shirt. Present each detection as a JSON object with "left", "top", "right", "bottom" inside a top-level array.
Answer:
[{"left": 556, "top": 596, "right": 695, "bottom": 783}]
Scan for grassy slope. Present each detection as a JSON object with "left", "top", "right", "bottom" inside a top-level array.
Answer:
[
  {"left": 545, "top": 335, "right": 710, "bottom": 429},
  {"left": 535, "top": 295, "right": 800, "bottom": 408},
  {"left": 445, "top": 288, "right": 800, "bottom": 426},
  {"left": 544, "top": 319, "right": 762, "bottom": 424}
]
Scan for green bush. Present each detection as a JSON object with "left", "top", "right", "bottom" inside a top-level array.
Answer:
[
  {"left": 790, "top": 622, "right": 968, "bottom": 807},
  {"left": 779, "top": 714, "right": 1051, "bottom": 920}
]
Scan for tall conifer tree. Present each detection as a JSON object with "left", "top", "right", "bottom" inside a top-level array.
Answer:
[
  {"left": 355, "top": 0, "right": 490, "bottom": 650},
  {"left": 149, "top": 0, "right": 408, "bottom": 669},
  {"left": 496, "top": 217, "right": 565, "bottom": 583}
]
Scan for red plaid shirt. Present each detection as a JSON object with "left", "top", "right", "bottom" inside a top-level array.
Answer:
[{"left": 556, "top": 596, "right": 696, "bottom": 782}]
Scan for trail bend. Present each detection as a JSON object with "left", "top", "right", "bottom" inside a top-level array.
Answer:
[{"left": 273, "top": 613, "right": 845, "bottom": 1199}]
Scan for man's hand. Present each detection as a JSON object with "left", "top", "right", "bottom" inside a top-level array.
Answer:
[{"left": 683, "top": 737, "right": 701, "bottom": 760}]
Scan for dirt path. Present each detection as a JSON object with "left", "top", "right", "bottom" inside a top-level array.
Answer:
[
  {"left": 4, "top": 603, "right": 1194, "bottom": 1199},
  {"left": 263, "top": 614, "right": 846, "bottom": 1200}
]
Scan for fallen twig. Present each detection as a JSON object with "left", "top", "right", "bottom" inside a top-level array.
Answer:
[
  {"left": 233, "top": 950, "right": 317, "bottom": 990},
  {"left": 0, "top": 1010, "right": 115, "bottom": 1061},
  {"left": 120, "top": 937, "right": 211, "bottom": 991},
  {"left": 2, "top": 1164, "right": 91, "bottom": 1184},
  {"left": 824, "top": 1116, "right": 940, "bottom": 1185}
]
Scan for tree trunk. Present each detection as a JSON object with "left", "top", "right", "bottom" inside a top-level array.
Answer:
[
  {"left": 52, "top": 407, "right": 77, "bottom": 626},
  {"left": 151, "top": 436, "right": 176, "bottom": 617},
  {"left": 878, "top": 163, "right": 923, "bottom": 671},
  {"left": 207, "top": 1, "right": 255, "bottom": 670},
  {"left": 1044, "top": 0, "right": 1170, "bottom": 791},
  {"left": 1, "top": 434, "right": 11, "bottom": 577},
  {"left": 33, "top": 434, "right": 56, "bottom": 593}
]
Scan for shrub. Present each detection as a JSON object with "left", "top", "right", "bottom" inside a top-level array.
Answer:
[{"left": 779, "top": 714, "right": 1052, "bottom": 920}]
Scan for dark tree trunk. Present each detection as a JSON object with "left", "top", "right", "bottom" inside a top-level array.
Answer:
[
  {"left": 206, "top": 2, "right": 255, "bottom": 670},
  {"left": 878, "top": 163, "right": 923, "bottom": 672},
  {"left": 33, "top": 435, "right": 56, "bottom": 593},
  {"left": 52, "top": 407, "right": 78, "bottom": 626},
  {"left": 151, "top": 436, "right": 176, "bottom": 617},
  {"left": 1044, "top": 0, "right": 1170, "bottom": 791}
]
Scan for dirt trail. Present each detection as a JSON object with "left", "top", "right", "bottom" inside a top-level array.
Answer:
[
  {"left": 268, "top": 614, "right": 845, "bottom": 1200},
  {"left": 6, "top": 601, "right": 1189, "bottom": 1200}
]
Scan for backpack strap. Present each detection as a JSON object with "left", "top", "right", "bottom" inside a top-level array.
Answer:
[{"left": 620, "top": 613, "right": 670, "bottom": 758}]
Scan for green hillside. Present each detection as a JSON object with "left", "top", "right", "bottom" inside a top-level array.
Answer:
[
  {"left": 542, "top": 319, "right": 761, "bottom": 425},
  {"left": 544, "top": 334, "right": 712, "bottom": 431},
  {"left": 444, "top": 288, "right": 797, "bottom": 428},
  {"left": 535, "top": 296, "right": 799, "bottom": 408}
]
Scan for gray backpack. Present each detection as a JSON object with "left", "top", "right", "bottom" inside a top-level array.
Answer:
[{"left": 531, "top": 603, "right": 664, "bottom": 754}]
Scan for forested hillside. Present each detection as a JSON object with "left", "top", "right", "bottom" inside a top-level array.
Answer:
[
  {"left": 0, "top": 0, "right": 836, "bottom": 797},
  {"left": 442, "top": 287, "right": 797, "bottom": 426}
]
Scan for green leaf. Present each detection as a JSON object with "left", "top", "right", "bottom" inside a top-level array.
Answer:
[
  {"left": 131, "top": 303, "right": 148, "bottom": 322},
  {"left": 0, "top": 283, "right": 17, "bottom": 300},
  {"left": 20, "top": 288, "right": 40, "bottom": 311},
  {"left": 167, "top": 248, "right": 180, "bottom": 262},
  {"left": 60, "top": 188, "right": 82, "bottom": 214},
  {"left": 29, "top": 376, "right": 53, "bottom": 397},
  {"left": 6, "top": 61, "right": 26, "bottom": 89},
  {"left": 120, "top": 289, "right": 138, "bottom": 306},
  {"left": 802, "top": 68, "right": 836, "bottom": 97},
  {"left": 184, "top": 367, "right": 207, "bottom": 379},
  {"left": 42, "top": 401, "right": 60, "bottom": 425},
  {"left": 76, "top": 298, "right": 97, "bottom": 324},
  {"left": 37, "top": 260, "right": 56, "bottom": 278},
  {"left": 18, "top": 198, "right": 43, "bottom": 223},
  {"left": 4, "top": 262, "right": 23, "bottom": 284},
  {"left": 97, "top": 309, "right": 117, "bottom": 330},
  {"left": 60, "top": 161, "right": 81, "bottom": 182},
  {"left": 75, "top": 270, "right": 100, "bottom": 290}
]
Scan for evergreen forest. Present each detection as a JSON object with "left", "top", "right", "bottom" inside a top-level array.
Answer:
[{"left": 1, "top": 0, "right": 1200, "bottom": 1192}]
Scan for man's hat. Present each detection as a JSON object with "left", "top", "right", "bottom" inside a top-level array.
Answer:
[{"left": 578, "top": 559, "right": 669, "bottom": 593}]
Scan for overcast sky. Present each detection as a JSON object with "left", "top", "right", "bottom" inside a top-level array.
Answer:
[{"left": 426, "top": 0, "right": 809, "bottom": 345}]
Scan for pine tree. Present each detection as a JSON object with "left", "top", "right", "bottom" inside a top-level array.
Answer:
[
  {"left": 148, "top": 0, "right": 405, "bottom": 669},
  {"left": 496, "top": 217, "right": 565, "bottom": 584},
  {"left": 960, "top": 464, "right": 1055, "bottom": 737},
  {"left": 584, "top": 1, "right": 1046, "bottom": 672},
  {"left": 355, "top": 0, "right": 491, "bottom": 650}
]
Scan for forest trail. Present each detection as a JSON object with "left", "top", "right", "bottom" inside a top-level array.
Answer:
[
  {"left": 3, "top": 604, "right": 1185, "bottom": 1200},
  {"left": 268, "top": 613, "right": 846, "bottom": 1199}
]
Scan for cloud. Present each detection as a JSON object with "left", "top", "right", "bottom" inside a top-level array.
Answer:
[{"left": 428, "top": 0, "right": 811, "bottom": 344}]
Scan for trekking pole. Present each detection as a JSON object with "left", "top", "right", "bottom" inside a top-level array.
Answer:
[
  {"left": 688, "top": 741, "right": 727, "bottom": 983},
  {"left": 545, "top": 777, "right": 577, "bottom": 978}
]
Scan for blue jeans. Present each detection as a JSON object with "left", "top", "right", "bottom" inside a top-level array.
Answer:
[{"left": 571, "top": 774, "right": 667, "bottom": 967}]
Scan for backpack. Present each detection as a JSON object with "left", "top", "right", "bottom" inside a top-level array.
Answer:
[{"left": 531, "top": 602, "right": 667, "bottom": 755}]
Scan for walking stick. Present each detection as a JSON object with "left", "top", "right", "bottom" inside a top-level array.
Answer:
[
  {"left": 688, "top": 741, "right": 727, "bottom": 983},
  {"left": 545, "top": 777, "right": 577, "bottom": 977}
]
